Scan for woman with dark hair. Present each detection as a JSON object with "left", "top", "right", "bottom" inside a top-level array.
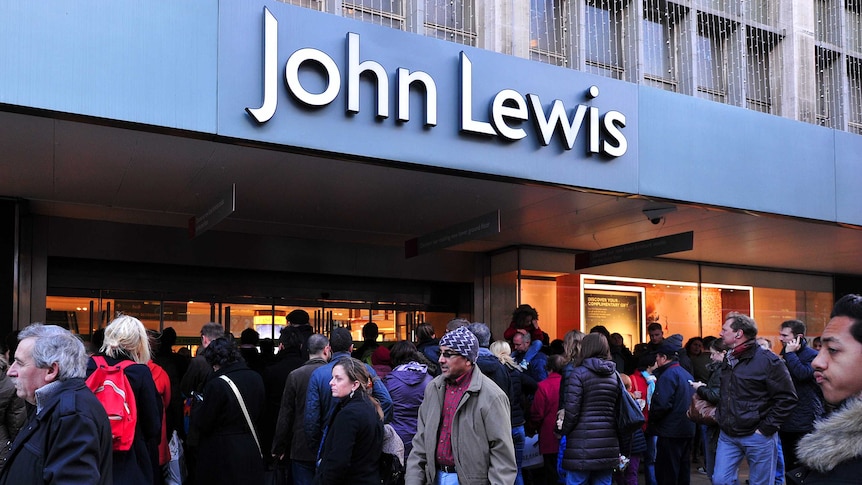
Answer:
[
  {"left": 314, "top": 357, "right": 384, "bottom": 485},
  {"left": 383, "top": 341, "right": 432, "bottom": 458},
  {"left": 690, "top": 338, "right": 727, "bottom": 480},
  {"left": 558, "top": 333, "right": 620, "bottom": 485},
  {"left": 193, "top": 337, "right": 265, "bottom": 484}
]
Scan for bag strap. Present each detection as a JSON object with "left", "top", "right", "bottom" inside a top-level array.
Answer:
[{"left": 219, "top": 375, "right": 262, "bottom": 458}]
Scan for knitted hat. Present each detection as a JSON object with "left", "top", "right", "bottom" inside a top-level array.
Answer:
[
  {"left": 657, "top": 333, "right": 684, "bottom": 356},
  {"left": 439, "top": 326, "right": 479, "bottom": 363}
]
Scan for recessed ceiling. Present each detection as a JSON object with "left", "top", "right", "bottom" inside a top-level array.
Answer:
[{"left": 2, "top": 109, "right": 861, "bottom": 276}]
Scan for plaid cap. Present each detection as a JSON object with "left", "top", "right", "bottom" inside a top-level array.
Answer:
[{"left": 439, "top": 326, "right": 479, "bottom": 363}]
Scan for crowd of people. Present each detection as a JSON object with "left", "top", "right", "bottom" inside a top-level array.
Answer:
[{"left": 0, "top": 294, "right": 861, "bottom": 485}]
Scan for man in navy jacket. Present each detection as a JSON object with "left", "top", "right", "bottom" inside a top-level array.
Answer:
[
  {"left": 1, "top": 323, "right": 112, "bottom": 485},
  {"left": 649, "top": 334, "right": 696, "bottom": 485},
  {"left": 778, "top": 319, "right": 823, "bottom": 471}
]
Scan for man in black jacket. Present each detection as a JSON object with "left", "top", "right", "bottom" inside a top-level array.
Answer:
[
  {"left": 1, "top": 324, "right": 113, "bottom": 485},
  {"left": 713, "top": 313, "right": 797, "bottom": 485}
]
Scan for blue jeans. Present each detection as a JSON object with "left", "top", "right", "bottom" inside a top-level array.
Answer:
[
  {"left": 774, "top": 436, "right": 784, "bottom": 485},
  {"left": 513, "top": 425, "right": 525, "bottom": 485},
  {"left": 643, "top": 434, "right": 657, "bottom": 485},
  {"left": 713, "top": 430, "right": 777, "bottom": 485},
  {"left": 564, "top": 469, "right": 612, "bottom": 485},
  {"left": 435, "top": 470, "right": 459, "bottom": 485},
  {"left": 292, "top": 460, "right": 316, "bottom": 485}
]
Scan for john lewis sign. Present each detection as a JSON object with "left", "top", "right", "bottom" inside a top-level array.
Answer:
[
  {"left": 246, "top": 8, "right": 628, "bottom": 157},
  {"left": 217, "top": 2, "right": 639, "bottom": 193}
]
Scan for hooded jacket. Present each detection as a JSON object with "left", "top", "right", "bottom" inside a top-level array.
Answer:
[
  {"left": 383, "top": 362, "right": 433, "bottom": 456},
  {"left": 786, "top": 396, "right": 862, "bottom": 484},
  {"left": 559, "top": 357, "right": 620, "bottom": 471}
]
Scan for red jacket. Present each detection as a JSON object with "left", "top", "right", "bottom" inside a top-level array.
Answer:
[
  {"left": 147, "top": 361, "right": 171, "bottom": 466},
  {"left": 530, "top": 372, "right": 561, "bottom": 454},
  {"left": 629, "top": 371, "right": 650, "bottom": 431}
]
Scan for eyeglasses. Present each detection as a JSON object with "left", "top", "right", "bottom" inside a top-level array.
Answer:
[{"left": 440, "top": 351, "right": 463, "bottom": 359}]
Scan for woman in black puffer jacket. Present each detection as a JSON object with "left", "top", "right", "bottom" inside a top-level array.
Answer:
[{"left": 558, "top": 333, "right": 620, "bottom": 485}]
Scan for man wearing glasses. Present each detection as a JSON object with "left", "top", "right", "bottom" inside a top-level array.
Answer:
[{"left": 406, "top": 325, "right": 516, "bottom": 485}]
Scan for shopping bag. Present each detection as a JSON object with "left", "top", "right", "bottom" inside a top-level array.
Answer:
[
  {"left": 523, "top": 433, "right": 544, "bottom": 469},
  {"left": 164, "top": 430, "right": 187, "bottom": 485}
]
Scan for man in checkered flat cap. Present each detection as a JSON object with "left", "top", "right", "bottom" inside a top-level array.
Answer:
[{"left": 406, "top": 325, "right": 516, "bottom": 485}]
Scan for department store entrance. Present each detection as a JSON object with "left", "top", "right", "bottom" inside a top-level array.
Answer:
[{"left": 44, "top": 258, "right": 472, "bottom": 347}]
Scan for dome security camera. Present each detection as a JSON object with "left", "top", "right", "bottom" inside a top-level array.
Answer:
[{"left": 643, "top": 206, "right": 676, "bottom": 224}]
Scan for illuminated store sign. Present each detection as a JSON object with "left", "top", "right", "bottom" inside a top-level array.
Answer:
[{"left": 245, "top": 7, "right": 628, "bottom": 157}]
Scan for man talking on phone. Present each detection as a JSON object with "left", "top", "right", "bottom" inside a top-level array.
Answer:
[{"left": 778, "top": 319, "right": 824, "bottom": 471}]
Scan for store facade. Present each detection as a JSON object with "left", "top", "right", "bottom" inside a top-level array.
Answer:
[{"left": 1, "top": 0, "right": 861, "bottom": 346}]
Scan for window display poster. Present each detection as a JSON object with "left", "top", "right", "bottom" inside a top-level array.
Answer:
[{"left": 583, "top": 289, "right": 642, "bottom": 346}]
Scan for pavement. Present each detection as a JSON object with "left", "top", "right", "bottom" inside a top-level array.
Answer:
[{"left": 639, "top": 458, "right": 750, "bottom": 484}]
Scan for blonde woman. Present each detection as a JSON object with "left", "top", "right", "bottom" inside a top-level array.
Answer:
[
  {"left": 87, "top": 315, "right": 162, "bottom": 485},
  {"left": 490, "top": 339, "right": 538, "bottom": 485}
]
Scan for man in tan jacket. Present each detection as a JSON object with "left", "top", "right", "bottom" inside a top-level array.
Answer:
[{"left": 406, "top": 325, "right": 515, "bottom": 485}]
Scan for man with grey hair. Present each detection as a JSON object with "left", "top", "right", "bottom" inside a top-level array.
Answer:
[
  {"left": 180, "top": 321, "right": 225, "bottom": 482},
  {"left": 0, "top": 323, "right": 112, "bottom": 485},
  {"left": 272, "top": 333, "right": 331, "bottom": 485},
  {"left": 713, "top": 313, "right": 797, "bottom": 485}
]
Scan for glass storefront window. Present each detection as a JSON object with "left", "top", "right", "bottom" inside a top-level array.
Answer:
[{"left": 497, "top": 247, "right": 834, "bottom": 347}]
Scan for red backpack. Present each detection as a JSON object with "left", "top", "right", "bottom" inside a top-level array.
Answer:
[{"left": 86, "top": 356, "right": 138, "bottom": 451}]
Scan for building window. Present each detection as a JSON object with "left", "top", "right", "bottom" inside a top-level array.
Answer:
[
  {"left": 746, "top": 28, "right": 777, "bottom": 114},
  {"left": 696, "top": 14, "right": 730, "bottom": 102},
  {"left": 425, "top": 0, "right": 476, "bottom": 46},
  {"left": 531, "top": 0, "right": 568, "bottom": 66},
  {"left": 642, "top": 1, "right": 681, "bottom": 91},
  {"left": 816, "top": 0, "right": 841, "bottom": 46},
  {"left": 343, "top": 0, "right": 405, "bottom": 29},
  {"left": 585, "top": 0, "right": 625, "bottom": 79},
  {"left": 849, "top": 0, "right": 862, "bottom": 53},
  {"left": 745, "top": 0, "right": 776, "bottom": 26},
  {"left": 280, "top": 0, "right": 325, "bottom": 11},
  {"left": 849, "top": 57, "right": 862, "bottom": 134},
  {"left": 816, "top": 48, "right": 840, "bottom": 127}
]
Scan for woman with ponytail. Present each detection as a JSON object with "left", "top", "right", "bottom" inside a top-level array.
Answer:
[{"left": 314, "top": 357, "right": 384, "bottom": 485}]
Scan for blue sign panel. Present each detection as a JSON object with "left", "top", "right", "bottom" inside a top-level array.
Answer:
[{"left": 217, "top": 0, "right": 639, "bottom": 194}]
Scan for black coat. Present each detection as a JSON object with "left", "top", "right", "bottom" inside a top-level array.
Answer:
[
  {"left": 261, "top": 348, "right": 306, "bottom": 463},
  {"left": 503, "top": 362, "right": 537, "bottom": 428},
  {"left": 787, "top": 396, "right": 862, "bottom": 485},
  {"left": 0, "top": 379, "right": 113, "bottom": 485},
  {"left": 193, "top": 361, "right": 265, "bottom": 484},
  {"left": 560, "top": 357, "right": 620, "bottom": 471},
  {"left": 314, "top": 392, "right": 383, "bottom": 485},
  {"left": 717, "top": 340, "right": 797, "bottom": 437},
  {"left": 87, "top": 355, "right": 162, "bottom": 485}
]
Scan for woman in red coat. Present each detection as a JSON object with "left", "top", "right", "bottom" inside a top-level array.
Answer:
[{"left": 530, "top": 354, "right": 566, "bottom": 483}]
